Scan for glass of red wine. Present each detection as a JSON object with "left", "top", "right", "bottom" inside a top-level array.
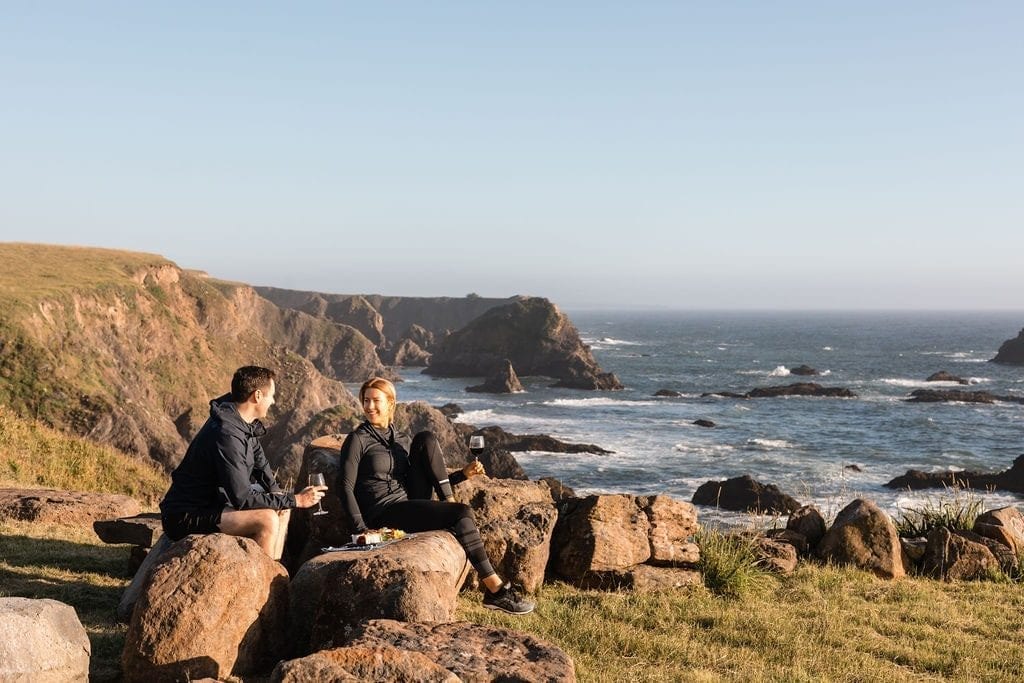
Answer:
[{"left": 469, "top": 435, "right": 485, "bottom": 460}]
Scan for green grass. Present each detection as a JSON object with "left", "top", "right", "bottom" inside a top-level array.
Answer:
[
  {"left": 895, "top": 488, "right": 986, "bottom": 539},
  {"left": 0, "top": 520, "right": 133, "bottom": 682},
  {"left": 695, "top": 527, "right": 776, "bottom": 599},
  {"left": 458, "top": 567, "right": 1024, "bottom": 682},
  {"left": 0, "top": 405, "right": 167, "bottom": 505}
]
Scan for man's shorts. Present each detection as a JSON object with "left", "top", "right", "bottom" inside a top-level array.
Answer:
[{"left": 161, "top": 507, "right": 224, "bottom": 541}]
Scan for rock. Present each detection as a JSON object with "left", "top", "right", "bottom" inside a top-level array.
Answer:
[
  {"left": 436, "top": 403, "right": 463, "bottom": 418},
  {"left": 466, "top": 359, "right": 525, "bottom": 393},
  {"left": 93, "top": 513, "right": 163, "bottom": 548},
  {"left": 396, "top": 402, "right": 473, "bottom": 466},
  {"left": 906, "top": 389, "right": 998, "bottom": 404},
  {"left": 0, "top": 488, "right": 140, "bottom": 527},
  {"left": 900, "top": 536, "right": 928, "bottom": 563},
  {"left": 789, "top": 365, "right": 819, "bottom": 376},
  {"left": 323, "top": 295, "right": 386, "bottom": 347},
  {"left": 477, "top": 425, "right": 613, "bottom": 455},
  {"left": 117, "top": 534, "right": 171, "bottom": 623},
  {"left": 539, "top": 477, "right": 576, "bottom": 503},
  {"left": 654, "top": 389, "right": 683, "bottom": 397},
  {"left": 425, "top": 297, "right": 622, "bottom": 391},
  {"left": 920, "top": 528, "right": 999, "bottom": 581},
  {"left": 765, "top": 528, "right": 809, "bottom": 555},
  {"left": 752, "top": 536, "right": 798, "bottom": 574},
  {"left": 389, "top": 339, "right": 431, "bottom": 367},
  {"left": 454, "top": 477, "right": 558, "bottom": 593},
  {"left": 550, "top": 494, "right": 651, "bottom": 581},
  {"left": 477, "top": 448, "right": 528, "bottom": 480},
  {"left": 289, "top": 435, "right": 351, "bottom": 571},
  {"left": 0, "top": 598, "right": 91, "bottom": 682},
  {"left": 693, "top": 419, "right": 716, "bottom": 428},
  {"left": 638, "top": 495, "right": 700, "bottom": 566},
  {"left": 345, "top": 619, "right": 577, "bottom": 683},
  {"left": 844, "top": 464, "right": 863, "bottom": 472},
  {"left": 885, "top": 454, "right": 1024, "bottom": 495},
  {"left": 815, "top": 499, "right": 906, "bottom": 579},
  {"left": 691, "top": 475, "right": 801, "bottom": 514},
  {"left": 926, "top": 371, "right": 969, "bottom": 384},
  {"left": 271, "top": 646, "right": 459, "bottom": 683},
  {"left": 122, "top": 534, "right": 289, "bottom": 682},
  {"left": 398, "top": 323, "right": 436, "bottom": 352},
  {"left": 992, "top": 328, "right": 1024, "bottom": 365},
  {"left": 973, "top": 506, "right": 1024, "bottom": 554},
  {"left": 576, "top": 565, "right": 702, "bottom": 591},
  {"left": 289, "top": 531, "right": 470, "bottom": 655},
  {"left": 787, "top": 505, "right": 827, "bottom": 549},
  {"left": 745, "top": 383, "right": 856, "bottom": 398}
]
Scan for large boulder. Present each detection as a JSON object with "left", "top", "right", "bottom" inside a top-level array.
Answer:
[
  {"left": 466, "top": 359, "right": 525, "bottom": 394},
  {"left": 638, "top": 495, "right": 700, "bottom": 565},
  {"left": 271, "top": 646, "right": 458, "bottom": 682},
  {"left": 289, "top": 531, "right": 470, "bottom": 655},
  {"left": 752, "top": 536, "right": 799, "bottom": 574},
  {"left": 926, "top": 371, "right": 969, "bottom": 384},
  {"left": 476, "top": 448, "right": 528, "bottom": 480},
  {"left": 815, "top": 499, "right": 906, "bottom": 579},
  {"left": 121, "top": 534, "right": 289, "bottom": 682},
  {"left": 920, "top": 528, "right": 999, "bottom": 581},
  {"left": 346, "top": 619, "right": 576, "bottom": 683},
  {"left": 454, "top": 477, "right": 558, "bottom": 593},
  {"left": 787, "top": 505, "right": 827, "bottom": 550},
  {"left": 395, "top": 402, "right": 472, "bottom": 467},
  {"left": 973, "top": 506, "right": 1024, "bottom": 554},
  {"left": 0, "top": 488, "right": 140, "bottom": 527},
  {"left": 691, "top": 475, "right": 800, "bottom": 514},
  {"left": 0, "top": 598, "right": 90, "bottom": 682},
  {"left": 992, "top": 328, "right": 1024, "bottom": 365},
  {"left": 425, "top": 297, "right": 622, "bottom": 390},
  {"left": 477, "top": 425, "right": 613, "bottom": 455},
  {"left": 550, "top": 494, "right": 651, "bottom": 581}
]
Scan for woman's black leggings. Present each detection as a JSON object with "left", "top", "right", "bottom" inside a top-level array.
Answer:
[{"left": 370, "top": 431, "right": 495, "bottom": 579}]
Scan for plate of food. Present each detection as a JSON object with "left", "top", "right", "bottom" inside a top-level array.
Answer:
[{"left": 321, "top": 528, "right": 410, "bottom": 553}]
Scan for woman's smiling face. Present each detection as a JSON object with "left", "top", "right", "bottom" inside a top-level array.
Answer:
[{"left": 362, "top": 387, "right": 393, "bottom": 428}]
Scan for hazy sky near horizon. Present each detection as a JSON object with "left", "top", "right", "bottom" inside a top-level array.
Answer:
[{"left": 2, "top": 3, "right": 1021, "bottom": 310}]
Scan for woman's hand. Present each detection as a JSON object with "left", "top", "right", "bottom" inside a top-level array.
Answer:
[{"left": 462, "top": 460, "right": 486, "bottom": 478}]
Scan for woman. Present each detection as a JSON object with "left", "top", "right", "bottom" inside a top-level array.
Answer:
[{"left": 338, "top": 377, "right": 534, "bottom": 615}]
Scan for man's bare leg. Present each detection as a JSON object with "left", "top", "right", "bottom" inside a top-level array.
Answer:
[
  {"left": 218, "top": 508, "right": 279, "bottom": 556},
  {"left": 270, "top": 509, "right": 291, "bottom": 561}
]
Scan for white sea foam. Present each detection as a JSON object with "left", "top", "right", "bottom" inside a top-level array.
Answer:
[
  {"left": 544, "top": 397, "right": 659, "bottom": 408},
  {"left": 879, "top": 378, "right": 942, "bottom": 388},
  {"left": 747, "top": 438, "right": 795, "bottom": 449},
  {"left": 454, "top": 409, "right": 499, "bottom": 424},
  {"left": 822, "top": 346, "right": 834, "bottom": 351},
  {"left": 769, "top": 365, "right": 791, "bottom": 377},
  {"left": 673, "top": 443, "right": 735, "bottom": 454}
]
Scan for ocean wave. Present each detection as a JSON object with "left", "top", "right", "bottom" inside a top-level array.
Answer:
[
  {"left": 879, "top": 378, "right": 948, "bottom": 388},
  {"left": 746, "top": 438, "right": 795, "bottom": 449},
  {"left": 583, "top": 336, "right": 642, "bottom": 347},
  {"left": 543, "top": 397, "right": 659, "bottom": 408},
  {"left": 673, "top": 443, "right": 735, "bottom": 454},
  {"left": 769, "top": 365, "right": 791, "bottom": 377},
  {"left": 454, "top": 409, "right": 500, "bottom": 424},
  {"left": 822, "top": 346, "right": 834, "bottom": 351}
]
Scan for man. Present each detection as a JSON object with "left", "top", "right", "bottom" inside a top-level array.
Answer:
[{"left": 159, "top": 366, "right": 325, "bottom": 558}]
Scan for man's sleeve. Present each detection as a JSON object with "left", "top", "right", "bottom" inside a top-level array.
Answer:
[
  {"left": 338, "top": 432, "right": 368, "bottom": 532},
  {"left": 252, "top": 441, "right": 282, "bottom": 494},
  {"left": 214, "top": 432, "right": 295, "bottom": 510}
]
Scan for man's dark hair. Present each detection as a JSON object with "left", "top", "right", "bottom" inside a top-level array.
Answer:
[{"left": 231, "top": 366, "right": 276, "bottom": 402}]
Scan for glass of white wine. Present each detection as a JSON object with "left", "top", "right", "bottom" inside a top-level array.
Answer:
[{"left": 309, "top": 472, "right": 328, "bottom": 516}]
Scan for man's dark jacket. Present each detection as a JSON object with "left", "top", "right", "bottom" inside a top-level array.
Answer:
[{"left": 160, "top": 394, "right": 295, "bottom": 514}]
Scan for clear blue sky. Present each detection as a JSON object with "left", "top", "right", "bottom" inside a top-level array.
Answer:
[{"left": 2, "top": 3, "right": 1021, "bottom": 309}]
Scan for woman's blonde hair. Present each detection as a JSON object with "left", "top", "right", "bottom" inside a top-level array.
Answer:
[{"left": 359, "top": 377, "right": 397, "bottom": 423}]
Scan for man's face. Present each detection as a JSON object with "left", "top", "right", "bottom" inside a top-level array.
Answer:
[{"left": 254, "top": 380, "right": 276, "bottom": 419}]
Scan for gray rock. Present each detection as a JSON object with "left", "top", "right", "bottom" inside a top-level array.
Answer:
[
  {"left": 815, "top": 499, "right": 906, "bottom": 579},
  {"left": 0, "top": 598, "right": 90, "bottom": 682},
  {"left": 466, "top": 359, "right": 525, "bottom": 393}
]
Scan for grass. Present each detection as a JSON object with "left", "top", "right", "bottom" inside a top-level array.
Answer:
[
  {"left": 895, "top": 488, "right": 986, "bottom": 538},
  {"left": 0, "top": 405, "right": 167, "bottom": 505},
  {"left": 695, "top": 527, "right": 776, "bottom": 599}
]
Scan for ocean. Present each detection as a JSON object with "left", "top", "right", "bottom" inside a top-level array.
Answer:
[{"left": 391, "top": 311, "right": 1024, "bottom": 527}]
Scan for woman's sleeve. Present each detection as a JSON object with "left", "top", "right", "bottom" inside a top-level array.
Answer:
[{"left": 338, "top": 432, "right": 368, "bottom": 532}]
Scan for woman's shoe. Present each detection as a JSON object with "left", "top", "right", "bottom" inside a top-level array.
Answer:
[{"left": 482, "top": 583, "right": 535, "bottom": 615}]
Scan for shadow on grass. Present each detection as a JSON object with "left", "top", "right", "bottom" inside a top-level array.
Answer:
[{"left": 0, "top": 532, "right": 130, "bottom": 577}]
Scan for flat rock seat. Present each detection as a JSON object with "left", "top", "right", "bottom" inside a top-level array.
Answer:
[
  {"left": 290, "top": 530, "right": 471, "bottom": 656},
  {"left": 0, "top": 487, "right": 140, "bottom": 527}
]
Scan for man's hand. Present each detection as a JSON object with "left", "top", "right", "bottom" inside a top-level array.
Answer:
[
  {"left": 462, "top": 460, "right": 486, "bottom": 478},
  {"left": 295, "top": 485, "right": 327, "bottom": 508}
]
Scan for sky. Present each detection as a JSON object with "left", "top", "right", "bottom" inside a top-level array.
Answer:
[{"left": 1, "top": 3, "right": 1021, "bottom": 310}]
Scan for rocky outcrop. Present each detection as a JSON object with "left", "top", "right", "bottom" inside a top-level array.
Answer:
[
  {"left": 693, "top": 419, "right": 716, "bottom": 428},
  {"left": 654, "top": 389, "right": 683, "bottom": 397},
  {"left": 476, "top": 448, "right": 528, "bottom": 480},
  {"left": 288, "top": 532, "right": 470, "bottom": 655},
  {"left": 973, "top": 506, "right": 1024, "bottom": 554},
  {"left": 815, "top": 499, "right": 906, "bottom": 579},
  {"left": 425, "top": 297, "right": 622, "bottom": 390},
  {"left": 466, "top": 359, "right": 524, "bottom": 393},
  {"left": 122, "top": 534, "right": 289, "bottom": 682},
  {"left": 639, "top": 495, "right": 700, "bottom": 566},
  {"left": 476, "top": 425, "right": 612, "bottom": 455},
  {"left": 345, "top": 620, "right": 577, "bottom": 683},
  {"left": 703, "top": 383, "right": 856, "bottom": 399},
  {"left": 0, "top": 598, "right": 90, "bottom": 682},
  {"left": 454, "top": 477, "right": 558, "bottom": 593},
  {"left": 992, "top": 328, "right": 1024, "bottom": 365},
  {"left": 323, "top": 295, "right": 385, "bottom": 347},
  {"left": 387, "top": 338, "right": 431, "bottom": 367},
  {"left": 926, "top": 371, "right": 969, "bottom": 384},
  {"left": 272, "top": 646, "right": 459, "bottom": 683},
  {"left": 790, "top": 365, "right": 819, "bottom": 376},
  {"left": 906, "top": 389, "right": 1024, "bottom": 404},
  {"left": 691, "top": 475, "right": 800, "bottom": 514},
  {"left": 920, "top": 528, "right": 999, "bottom": 581},
  {"left": 396, "top": 401, "right": 473, "bottom": 466},
  {"left": 0, "top": 488, "right": 140, "bottom": 527},
  {"left": 884, "top": 454, "right": 1024, "bottom": 494}
]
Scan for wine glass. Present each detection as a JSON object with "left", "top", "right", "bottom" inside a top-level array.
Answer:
[
  {"left": 469, "top": 435, "right": 485, "bottom": 460},
  {"left": 309, "top": 472, "right": 328, "bottom": 516}
]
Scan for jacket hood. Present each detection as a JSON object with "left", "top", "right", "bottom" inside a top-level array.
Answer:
[{"left": 210, "top": 393, "right": 266, "bottom": 437}]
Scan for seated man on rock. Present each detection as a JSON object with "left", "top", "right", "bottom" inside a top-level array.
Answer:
[{"left": 159, "top": 366, "right": 325, "bottom": 559}]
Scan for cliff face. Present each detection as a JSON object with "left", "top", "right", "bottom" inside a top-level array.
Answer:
[
  {"left": 992, "top": 328, "right": 1024, "bottom": 365},
  {"left": 0, "top": 244, "right": 358, "bottom": 481},
  {"left": 425, "top": 297, "right": 623, "bottom": 390}
]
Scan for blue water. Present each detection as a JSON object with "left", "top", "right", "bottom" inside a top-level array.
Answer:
[{"left": 392, "top": 311, "right": 1024, "bottom": 525}]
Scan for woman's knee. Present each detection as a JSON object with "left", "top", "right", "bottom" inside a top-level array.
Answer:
[{"left": 411, "top": 430, "right": 440, "bottom": 453}]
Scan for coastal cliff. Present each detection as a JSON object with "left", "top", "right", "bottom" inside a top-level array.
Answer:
[{"left": 992, "top": 328, "right": 1024, "bottom": 365}]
